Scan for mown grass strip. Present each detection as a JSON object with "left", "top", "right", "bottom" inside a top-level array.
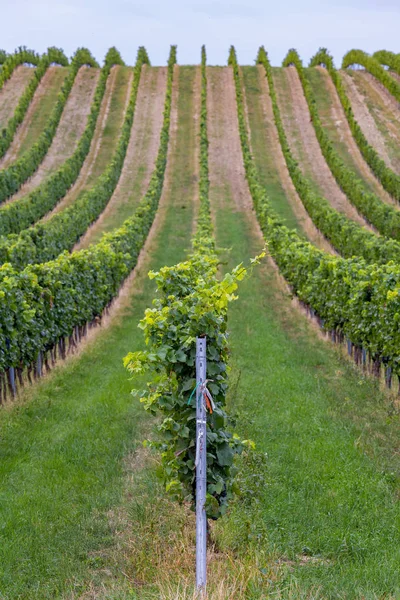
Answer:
[
  {"left": 0, "top": 66, "right": 36, "bottom": 129},
  {"left": 0, "top": 60, "right": 198, "bottom": 600},
  {"left": 241, "top": 66, "right": 300, "bottom": 231},
  {"left": 0, "top": 48, "right": 97, "bottom": 203},
  {"left": 0, "top": 60, "right": 143, "bottom": 269},
  {"left": 213, "top": 187, "right": 400, "bottom": 599},
  {"left": 310, "top": 48, "right": 400, "bottom": 201},
  {"left": 283, "top": 50, "right": 400, "bottom": 243},
  {"left": 0, "top": 52, "right": 117, "bottom": 238},
  {"left": 0, "top": 48, "right": 67, "bottom": 158},
  {"left": 12, "top": 67, "right": 69, "bottom": 158}
]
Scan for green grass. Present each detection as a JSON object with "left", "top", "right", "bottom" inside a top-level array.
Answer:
[
  {"left": 2, "top": 64, "right": 400, "bottom": 599},
  {"left": 84, "top": 66, "right": 198, "bottom": 247},
  {"left": 242, "top": 66, "right": 300, "bottom": 231},
  {"left": 304, "top": 67, "right": 383, "bottom": 198},
  {"left": 0, "top": 66, "right": 196, "bottom": 600},
  {"left": 82, "top": 66, "right": 133, "bottom": 189},
  {"left": 80, "top": 68, "right": 161, "bottom": 246},
  {"left": 212, "top": 179, "right": 400, "bottom": 598},
  {"left": 17, "top": 67, "right": 69, "bottom": 157},
  {"left": 347, "top": 70, "right": 400, "bottom": 173}
]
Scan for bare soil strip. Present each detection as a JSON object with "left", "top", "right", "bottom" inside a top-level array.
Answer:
[
  {"left": 63, "top": 65, "right": 199, "bottom": 367},
  {"left": 315, "top": 66, "right": 395, "bottom": 206},
  {"left": 253, "top": 65, "right": 333, "bottom": 251},
  {"left": 8, "top": 67, "right": 100, "bottom": 201},
  {"left": 280, "top": 66, "right": 370, "bottom": 228},
  {"left": 0, "top": 67, "right": 67, "bottom": 167},
  {"left": 390, "top": 72, "right": 400, "bottom": 85},
  {"left": 75, "top": 65, "right": 168, "bottom": 249},
  {"left": 0, "top": 66, "right": 36, "bottom": 129},
  {"left": 207, "top": 66, "right": 251, "bottom": 213},
  {"left": 341, "top": 71, "right": 395, "bottom": 170},
  {"left": 344, "top": 70, "right": 400, "bottom": 174},
  {"left": 40, "top": 66, "right": 120, "bottom": 221}
]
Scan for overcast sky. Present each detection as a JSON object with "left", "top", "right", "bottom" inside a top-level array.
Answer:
[{"left": 2, "top": 0, "right": 399, "bottom": 67}]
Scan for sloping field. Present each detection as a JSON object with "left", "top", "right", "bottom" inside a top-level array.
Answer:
[
  {"left": 273, "top": 66, "right": 369, "bottom": 227},
  {"left": 342, "top": 69, "right": 400, "bottom": 173},
  {"left": 10, "top": 66, "right": 100, "bottom": 199},
  {"left": 0, "top": 66, "right": 68, "bottom": 166},
  {"left": 0, "top": 46, "right": 400, "bottom": 600},
  {"left": 304, "top": 66, "right": 395, "bottom": 204},
  {"left": 0, "top": 65, "right": 36, "bottom": 128}
]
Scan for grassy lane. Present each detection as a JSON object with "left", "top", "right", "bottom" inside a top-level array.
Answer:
[
  {"left": 82, "top": 66, "right": 132, "bottom": 189},
  {"left": 12, "top": 67, "right": 101, "bottom": 200},
  {"left": 0, "top": 66, "right": 36, "bottom": 129},
  {"left": 43, "top": 66, "right": 131, "bottom": 220},
  {"left": 345, "top": 70, "right": 400, "bottom": 173},
  {"left": 304, "top": 67, "right": 393, "bottom": 203},
  {"left": 242, "top": 66, "right": 299, "bottom": 231},
  {"left": 0, "top": 66, "right": 198, "bottom": 600},
  {"left": 210, "top": 71, "right": 400, "bottom": 597},
  {"left": 77, "top": 66, "right": 169, "bottom": 248},
  {"left": 4, "top": 67, "right": 69, "bottom": 163},
  {"left": 271, "top": 65, "right": 369, "bottom": 229}
]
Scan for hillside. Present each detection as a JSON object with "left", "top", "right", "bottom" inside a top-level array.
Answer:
[{"left": 0, "top": 45, "right": 399, "bottom": 599}]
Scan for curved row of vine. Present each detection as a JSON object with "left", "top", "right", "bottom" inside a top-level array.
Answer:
[
  {"left": 0, "top": 46, "right": 40, "bottom": 91},
  {"left": 283, "top": 49, "right": 400, "bottom": 241},
  {"left": 125, "top": 47, "right": 251, "bottom": 520},
  {"left": 251, "top": 49, "right": 400, "bottom": 264},
  {"left": 373, "top": 50, "right": 400, "bottom": 76},
  {"left": 342, "top": 49, "right": 400, "bottom": 102},
  {"left": 0, "top": 45, "right": 176, "bottom": 395},
  {"left": 0, "top": 47, "right": 69, "bottom": 158},
  {"left": 0, "top": 47, "right": 98, "bottom": 203},
  {"left": 230, "top": 45, "right": 400, "bottom": 385},
  {"left": 310, "top": 48, "right": 400, "bottom": 202},
  {"left": 0, "top": 47, "right": 125, "bottom": 237},
  {"left": 0, "top": 48, "right": 149, "bottom": 270}
]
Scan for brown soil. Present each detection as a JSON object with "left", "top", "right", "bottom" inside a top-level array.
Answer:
[
  {"left": 361, "top": 71, "right": 400, "bottom": 113},
  {"left": 341, "top": 71, "right": 394, "bottom": 170},
  {"left": 284, "top": 66, "right": 370, "bottom": 228},
  {"left": 21, "top": 70, "right": 183, "bottom": 386},
  {"left": 41, "top": 66, "right": 120, "bottom": 221},
  {"left": 390, "top": 72, "right": 400, "bottom": 85},
  {"left": 0, "top": 66, "right": 36, "bottom": 129},
  {"left": 10, "top": 67, "right": 100, "bottom": 200},
  {"left": 191, "top": 67, "right": 201, "bottom": 236},
  {"left": 347, "top": 70, "right": 400, "bottom": 174},
  {"left": 254, "top": 65, "right": 333, "bottom": 253},
  {"left": 207, "top": 66, "right": 251, "bottom": 212},
  {"left": 0, "top": 66, "right": 66, "bottom": 167},
  {"left": 316, "top": 66, "right": 395, "bottom": 207},
  {"left": 75, "top": 65, "right": 168, "bottom": 249}
]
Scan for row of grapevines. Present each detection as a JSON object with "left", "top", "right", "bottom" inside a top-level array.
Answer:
[
  {"left": 253, "top": 48, "right": 400, "bottom": 264},
  {"left": 0, "top": 46, "right": 41, "bottom": 91},
  {"left": 342, "top": 49, "right": 400, "bottom": 102},
  {"left": 310, "top": 48, "right": 400, "bottom": 202},
  {"left": 0, "top": 50, "right": 7, "bottom": 65},
  {"left": 373, "top": 50, "right": 400, "bottom": 76},
  {"left": 0, "top": 47, "right": 68, "bottom": 158},
  {"left": 0, "top": 48, "right": 149, "bottom": 270},
  {"left": 231, "top": 45, "right": 400, "bottom": 379},
  {"left": 0, "top": 48, "right": 98, "bottom": 202},
  {"left": 283, "top": 49, "right": 400, "bottom": 240},
  {"left": 0, "top": 46, "right": 175, "bottom": 382},
  {"left": 125, "top": 47, "right": 251, "bottom": 519},
  {"left": 0, "top": 47, "right": 126, "bottom": 237}
]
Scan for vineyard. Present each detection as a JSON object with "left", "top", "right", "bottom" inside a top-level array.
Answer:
[{"left": 0, "top": 44, "right": 400, "bottom": 599}]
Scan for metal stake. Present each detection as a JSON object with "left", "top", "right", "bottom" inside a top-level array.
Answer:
[{"left": 196, "top": 337, "right": 207, "bottom": 593}]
